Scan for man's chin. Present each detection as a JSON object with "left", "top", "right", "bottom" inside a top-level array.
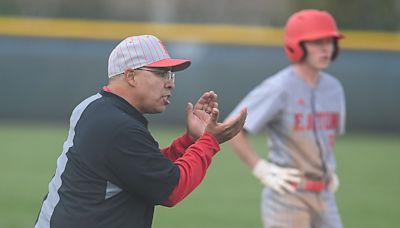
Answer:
[{"left": 151, "top": 106, "right": 167, "bottom": 114}]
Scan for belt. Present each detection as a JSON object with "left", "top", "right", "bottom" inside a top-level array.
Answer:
[{"left": 291, "top": 180, "right": 327, "bottom": 192}]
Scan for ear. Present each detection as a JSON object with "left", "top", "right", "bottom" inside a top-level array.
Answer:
[{"left": 124, "top": 69, "right": 136, "bottom": 87}]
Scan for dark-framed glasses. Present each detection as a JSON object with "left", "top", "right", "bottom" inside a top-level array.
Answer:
[{"left": 136, "top": 67, "right": 175, "bottom": 83}]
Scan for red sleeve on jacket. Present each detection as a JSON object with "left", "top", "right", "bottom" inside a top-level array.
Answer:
[
  {"left": 160, "top": 132, "right": 194, "bottom": 162},
  {"left": 162, "top": 132, "right": 220, "bottom": 207}
]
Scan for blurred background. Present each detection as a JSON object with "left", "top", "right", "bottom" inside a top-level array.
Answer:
[
  {"left": 1, "top": 0, "right": 400, "bottom": 131},
  {"left": 0, "top": 0, "right": 399, "bottom": 227}
]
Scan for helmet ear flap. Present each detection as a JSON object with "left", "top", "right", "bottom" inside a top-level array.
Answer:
[
  {"left": 284, "top": 41, "right": 305, "bottom": 62},
  {"left": 285, "top": 45, "right": 295, "bottom": 54}
]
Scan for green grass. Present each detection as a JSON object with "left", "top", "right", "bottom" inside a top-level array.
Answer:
[{"left": 1, "top": 122, "right": 399, "bottom": 227}]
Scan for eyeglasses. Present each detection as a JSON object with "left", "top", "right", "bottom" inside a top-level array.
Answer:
[{"left": 136, "top": 67, "right": 175, "bottom": 83}]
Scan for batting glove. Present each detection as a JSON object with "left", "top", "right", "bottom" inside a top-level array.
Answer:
[
  {"left": 328, "top": 173, "right": 340, "bottom": 193},
  {"left": 252, "top": 159, "right": 301, "bottom": 194}
]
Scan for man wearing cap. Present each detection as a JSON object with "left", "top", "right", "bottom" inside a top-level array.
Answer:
[
  {"left": 227, "top": 10, "right": 345, "bottom": 228},
  {"left": 34, "top": 35, "right": 247, "bottom": 228}
]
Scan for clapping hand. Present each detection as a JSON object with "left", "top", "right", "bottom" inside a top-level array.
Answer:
[
  {"left": 206, "top": 106, "right": 247, "bottom": 144},
  {"left": 186, "top": 91, "right": 218, "bottom": 141}
]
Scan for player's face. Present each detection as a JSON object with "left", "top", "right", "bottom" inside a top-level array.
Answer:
[
  {"left": 303, "top": 37, "right": 335, "bottom": 70},
  {"left": 134, "top": 67, "right": 175, "bottom": 114}
]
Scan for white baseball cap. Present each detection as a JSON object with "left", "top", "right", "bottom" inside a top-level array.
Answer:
[{"left": 107, "top": 35, "right": 191, "bottom": 78}]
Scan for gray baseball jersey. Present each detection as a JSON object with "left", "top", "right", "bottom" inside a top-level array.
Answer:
[{"left": 229, "top": 66, "right": 346, "bottom": 179}]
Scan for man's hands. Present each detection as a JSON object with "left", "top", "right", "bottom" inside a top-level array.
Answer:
[
  {"left": 205, "top": 107, "right": 247, "bottom": 144},
  {"left": 186, "top": 91, "right": 247, "bottom": 144},
  {"left": 252, "top": 159, "right": 301, "bottom": 194},
  {"left": 186, "top": 91, "right": 218, "bottom": 141}
]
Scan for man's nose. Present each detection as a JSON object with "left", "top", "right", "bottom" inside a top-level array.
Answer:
[{"left": 165, "top": 80, "right": 175, "bottom": 89}]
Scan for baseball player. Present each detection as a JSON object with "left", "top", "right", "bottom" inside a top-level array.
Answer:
[{"left": 227, "top": 9, "right": 346, "bottom": 228}]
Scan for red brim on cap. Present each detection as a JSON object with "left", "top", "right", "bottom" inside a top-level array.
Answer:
[{"left": 144, "top": 59, "right": 191, "bottom": 72}]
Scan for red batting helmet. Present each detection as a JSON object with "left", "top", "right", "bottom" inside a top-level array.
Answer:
[{"left": 284, "top": 9, "right": 344, "bottom": 62}]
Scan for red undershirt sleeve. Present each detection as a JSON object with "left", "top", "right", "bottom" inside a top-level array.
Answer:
[
  {"left": 162, "top": 132, "right": 220, "bottom": 207},
  {"left": 160, "top": 132, "right": 194, "bottom": 162}
]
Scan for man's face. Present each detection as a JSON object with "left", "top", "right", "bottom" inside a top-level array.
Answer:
[
  {"left": 303, "top": 37, "right": 335, "bottom": 70},
  {"left": 134, "top": 67, "right": 175, "bottom": 114}
]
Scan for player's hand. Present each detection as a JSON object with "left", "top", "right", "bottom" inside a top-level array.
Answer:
[
  {"left": 186, "top": 91, "right": 218, "bottom": 141},
  {"left": 252, "top": 159, "right": 301, "bottom": 194},
  {"left": 328, "top": 173, "right": 340, "bottom": 193},
  {"left": 205, "top": 107, "right": 247, "bottom": 144}
]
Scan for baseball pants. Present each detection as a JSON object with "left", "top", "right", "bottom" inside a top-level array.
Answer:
[{"left": 261, "top": 187, "right": 343, "bottom": 228}]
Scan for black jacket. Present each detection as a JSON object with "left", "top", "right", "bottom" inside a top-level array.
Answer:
[{"left": 35, "top": 90, "right": 179, "bottom": 228}]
